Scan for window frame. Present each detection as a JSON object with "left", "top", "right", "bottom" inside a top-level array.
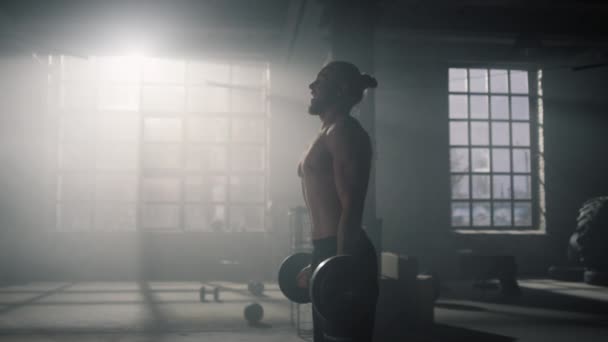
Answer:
[
  {"left": 50, "top": 55, "right": 270, "bottom": 233},
  {"left": 448, "top": 66, "right": 545, "bottom": 234}
]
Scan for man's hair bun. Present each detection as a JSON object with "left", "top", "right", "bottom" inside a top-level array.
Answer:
[{"left": 360, "top": 74, "right": 378, "bottom": 89}]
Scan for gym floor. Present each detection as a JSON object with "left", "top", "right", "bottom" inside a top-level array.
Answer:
[{"left": 0, "top": 279, "right": 606, "bottom": 342}]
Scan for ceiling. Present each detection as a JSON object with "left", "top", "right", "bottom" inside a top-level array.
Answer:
[
  {"left": 0, "top": 0, "right": 606, "bottom": 59},
  {"left": 0, "top": 0, "right": 294, "bottom": 58}
]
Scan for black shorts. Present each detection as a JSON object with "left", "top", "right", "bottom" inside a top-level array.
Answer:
[{"left": 311, "top": 230, "right": 379, "bottom": 342}]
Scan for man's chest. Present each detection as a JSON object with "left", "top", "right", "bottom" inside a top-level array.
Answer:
[{"left": 302, "top": 136, "right": 332, "bottom": 175}]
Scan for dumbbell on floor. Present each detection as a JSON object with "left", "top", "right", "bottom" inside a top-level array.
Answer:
[{"left": 244, "top": 302, "right": 264, "bottom": 325}]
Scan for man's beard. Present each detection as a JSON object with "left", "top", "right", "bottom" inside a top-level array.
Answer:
[{"left": 308, "top": 97, "right": 326, "bottom": 115}]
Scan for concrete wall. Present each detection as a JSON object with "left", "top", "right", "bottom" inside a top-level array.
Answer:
[
  {"left": 370, "top": 36, "right": 608, "bottom": 277},
  {"left": 543, "top": 67, "right": 608, "bottom": 262},
  {"left": 374, "top": 55, "right": 453, "bottom": 274},
  {"left": 0, "top": 53, "right": 325, "bottom": 282},
  {"left": 1, "top": 36, "right": 607, "bottom": 281}
]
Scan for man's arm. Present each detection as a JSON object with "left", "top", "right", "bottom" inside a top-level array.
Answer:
[{"left": 325, "top": 122, "right": 371, "bottom": 255}]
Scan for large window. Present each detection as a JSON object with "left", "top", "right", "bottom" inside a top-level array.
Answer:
[
  {"left": 448, "top": 67, "right": 545, "bottom": 232},
  {"left": 50, "top": 55, "right": 269, "bottom": 232}
]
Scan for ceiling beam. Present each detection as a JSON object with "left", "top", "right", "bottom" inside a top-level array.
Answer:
[{"left": 282, "top": 0, "right": 308, "bottom": 64}]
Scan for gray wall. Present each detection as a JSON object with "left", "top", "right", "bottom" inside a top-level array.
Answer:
[
  {"left": 0, "top": 54, "right": 326, "bottom": 282},
  {"left": 543, "top": 67, "right": 608, "bottom": 262},
  {"left": 1, "top": 37, "right": 607, "bottom": 281},
  {"left": 369, "top": 37, "right": 608, "bottom": 276}
]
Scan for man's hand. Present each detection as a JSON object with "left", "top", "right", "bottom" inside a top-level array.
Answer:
[{"left": 296, "top": 264, "right": 312, "bottom": 288}]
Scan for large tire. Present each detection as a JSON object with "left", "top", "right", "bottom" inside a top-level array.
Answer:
[
  {"left": 584, "top": 270, "right": 608, "bottom": 286},
  {"left": 569, "top": 196, "right": 608, "bottom": 272}
]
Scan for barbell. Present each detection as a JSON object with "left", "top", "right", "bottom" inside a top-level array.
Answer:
[
  {"left": 278, "top": 252, "right": 312, "bottom": 304},
  {"left": 278, "top": 252, "right": 376, "bottom": 327}
]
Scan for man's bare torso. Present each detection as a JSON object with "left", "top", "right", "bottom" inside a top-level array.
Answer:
[{"left": 298, "top": 116, "right": 371, "bottom": 240}]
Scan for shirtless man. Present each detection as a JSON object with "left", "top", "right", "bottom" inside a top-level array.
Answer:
[{"left": 296, "top": 61, "right": 379, "bottom": 342}]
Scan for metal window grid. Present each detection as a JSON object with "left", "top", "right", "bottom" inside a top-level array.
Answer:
[
  {"left": 50, "top": 56, "right": 270, "bottom": 233},
  {"left": 448, "top": 68, "right": 543, "bottom": 231}
]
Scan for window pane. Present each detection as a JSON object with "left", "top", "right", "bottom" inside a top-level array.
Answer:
[
  {"left": 61, "top": 56, "right": 96, "bottom": 81},
  {"left": 61, "top": 83, "right": 96, "bottom": 109},
  {"left": 451, "top": 175, "right": 469, "bottom": 199},
  {"left": 232, "top": 146, "right": 265, "bottom": 172},
  {"left": 185, "top": 204, "right": 226, "bottom": 232},
  {"left": 94, "top": 202, "right": 136, "bottom": 231},
  {"left": 471, "top": 148, "right": 490, "bottom": 172},
  {"left": 449, "top": 95, "right": 468, "bottom": 119},
  {"left": 513, "top": 175, "right": 531, "bottom": 199},
  {"left": 490, "top": 96, "right": 509, "bottom": 119},
  {"left": 510, "top": 70, "right": 529, "bottom": 94},
  {"left": 490, "top": 69, "right": 509, "bottom": 93},
  {"left": 470, "top": 122, "right": 489, "bottom": 145},
  {"left": 451, "top": 202, "right": 470, "bottom": 226},
  {"left": 470, "top": 95, "right": 488, "bottom": 119},
  {"left": 511, "top": 96, "right": 530, "bottom": 120},
  {"left": 144, "top": 118, "right": 182, "bottom": 142},
  {"left": 98, "top": 85, "right": 139, "bottom": 111},
  {"left": 472, "top": 175, "right": 491, "bottom": 199},
  {"left": 472, "top": 202, "right": 491, "bottom": 226},
  {"left": 491, "top": 122, "right": 510, "bottom": 146},
  {"left": 187, "top": 61, "right": 230, "bottom": 84},
  {"left": 469, "top": 69, "right": 488, "bottom": 93},
  {"left": 187, "top": 86, "right": 230, "bottom": 113},
  {"left": 449, "top": 68, "right": 468, "bottom": 92},
  {"left": 143, "top": 144, "right": 182, "bottom": 169},
  {"left": 58, "top": 175, "right": 93, "bottom": 201},
  {"left": 230, "top": 205, "right": 265, "bottom": 232},
  {"left": 55, "top": 58, "right": 270, "bottom": 233},
  {"left": 233, "top": 64, "right": 266, "bottom": 86},
  {"left": 97, "top": 115, "right": 139, "bottom": 142},
  {"left": 512, "top": 122, "right": 530, "bottom": 146},
  {"left": 141, "top": 178, "right": 181, "bottom": 202},
  {"left": 492, "top": 175, "right": 511, "bottom": 199},
  {"left": 60, "top": 116, "right": 95, "bottom": 142},
  {"left": 185, "top": 145, "right": 227, "bottom": 171},
  {"left": 514, "top": 202, "right": 532, "bottom": 226},
  {"left": 95, "top": 175, "right": 137, "bottom": 201},
  {"left": 57, "top": 202, "right": 92, "bottom": 231},
  {"left": 450, "top": 148, "right": 469, "bottom": 172},
  {"left": 492, "top": 148, "right": 510, "bottom": 172},
  {"left": 96, "top": 143, "right": 137, "bottom": 170},
  {"left": 142, "top": 58, "right": 185, "bottom": 83},
  {"left": 449, "top": 121, "right": 468, "bottom": 145},
  {"left": 186, "top": 117, "right": 229, "bottom": 142},
  {"left": 232, "top": 118, "right": 266, "bottom": 143},
  {"left": 232, "top": 89, "right": 265, "bottom": 113},
  {"left": 141, "top": 86, "right": 185, "bottom": 112},
  {"left": 98, "top": 57, "right": 141, "bottom": 82},
  {"left": 448, "top": 67, "right": 538, "bottom": 230},
  {"left": 141, "top": 204, "right": 179, "bottom": 229},
  {"left": 59, "top": 143, "right": 94, "bottom": 169},
  {"left": 513, "top": 149, "right": 531, "bottom": 173},
  {"left": 494, "top": 202, "right": 512, "bottom": 226},
  {"left": 184, "top": 176, "right": 227, "bottom": 202},
  {"left": 230, "top": 176, "right": 265, "bottom": 203}
]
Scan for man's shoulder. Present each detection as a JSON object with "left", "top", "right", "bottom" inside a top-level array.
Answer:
[
  {"left": 326, "top": 115, "right": 367, "bottom": 138},
  {"left": 324, "top": 116, "right": 371, "bottom": 153}
]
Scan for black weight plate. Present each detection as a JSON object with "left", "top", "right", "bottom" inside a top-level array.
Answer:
[
  {"left": 310, "top": 255, "right": 375, "bottom": 327},
  {"left": 244, "top": 302, "right": 264, "bottom": 323},
  {"left": 278, "top": 252, "right": 312, "bottom": 303}
]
